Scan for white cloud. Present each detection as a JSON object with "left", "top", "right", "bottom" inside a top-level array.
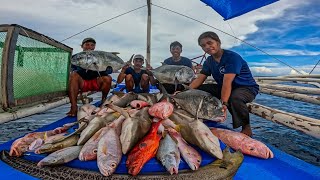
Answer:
[
  {"left": 251, "top": 66, "right": 273, "bottom": 73},
  {"left": 0, "top": 0, "right": 313, "bottom": 67},
  {"left": 249, "top": 62, "right": 280, "bottom": 67},
  {"left": 251, "top": 65, "right": 320, "bottom": 76}
]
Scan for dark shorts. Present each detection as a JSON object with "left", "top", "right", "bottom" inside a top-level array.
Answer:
[{"left": 82, "top": 79, "right": 99, "bottom": 92}]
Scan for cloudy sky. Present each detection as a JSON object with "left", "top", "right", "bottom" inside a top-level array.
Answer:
[{"left": 1, "top": 0, "right": 319, "bottom": 76}]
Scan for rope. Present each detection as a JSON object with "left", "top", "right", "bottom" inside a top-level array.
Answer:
[
  {"left": 60, "top": 5, "right": 147, "bottom": 42},
  {"left": 152, "top": 3, "right": 303, "bottom": 75},
  {"left": 309, "top": 60, "right": 320, "bottom": 74}
]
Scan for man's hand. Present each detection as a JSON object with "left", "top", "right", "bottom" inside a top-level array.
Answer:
[
  {"left": 121, "top": 64, "right": 129, "bottom": 73},
  {"left": 222, "top": 104, "right": 228, "bottom": 121}
]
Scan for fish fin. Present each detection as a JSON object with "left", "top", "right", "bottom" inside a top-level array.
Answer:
[
  {"left": 196, "top": 98, "right": 204, "bottom": 120},
  {"left": 174, "top": 125, "right": 181, "bottom": 132},
  {"left": 43, "top": 132, "right": 48, "bottom": 141},
  {"left": 174, "top": 78, "right": 179, "bottom": 92}
]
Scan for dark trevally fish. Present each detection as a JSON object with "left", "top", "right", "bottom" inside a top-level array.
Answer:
[
  {"left": 0, "top": 147, "right": 243, "bottom": 179},
  {"left": 151, "top": 65, "right": 195, "bottom": 85},
  {"left": 71, "top": 50, "right": 125, "bottom": 72},
  {"left": 172, "top": 89, "right": 225, "bottom": 121}
]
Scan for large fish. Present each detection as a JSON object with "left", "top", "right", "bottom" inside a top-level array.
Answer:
[
  {"left": 71, "top": 50, "right": 125, "bottom": 72},
  {"left": 151, "top": 65, "right": 195, "bottom": 84},
  {"left": 156, "top": 133, "right": 181, "bottom": 175},
  {"left": 167, "top": 127, "right": 201, "bottom": 171},
  {"left": 126, "top": 121, "right": 162, "bottom": 176},
  {"left": 77, "top": 112, "right": 120, "bottom": 145},
  {"left": 37, "top": 146, "right": 82, "bottom": 167},
  {"left": 170, "top": 110, "right": 223, "bottom": 159},
  {"left": 109, "top": 104, "right": 152, "bottom": 154},
  {"left": 35, "top": 134, "right": 79, "bottom": 154},
  {"left": 172, "top": 89, "right": 225, "bottom": 121},
  {"left": 211, "top": 128, "right": 274, "bottom": 159},
  {"left": 1, "top": 147, "right": 243, "bottom": 179},
  {"left": 97, "top": 116, "right": 125, "bottom": 176}
]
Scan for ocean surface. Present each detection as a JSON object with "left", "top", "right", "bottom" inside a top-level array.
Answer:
[{"left": 0, "top": 86, "right": 319, "bottom": 167}]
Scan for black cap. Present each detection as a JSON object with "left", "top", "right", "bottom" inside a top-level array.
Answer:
[{"left": 82, "top": 37, "right": 96, "bottom": 46}]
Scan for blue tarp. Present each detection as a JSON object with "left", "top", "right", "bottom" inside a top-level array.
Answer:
[{"left": 200, "top": 0, "right": 279, "bottom": 20}]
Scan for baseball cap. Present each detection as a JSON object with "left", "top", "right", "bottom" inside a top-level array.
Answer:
[
  {"left": 82, "top": 37, "right": 96, "bottom": 46},
  {"left": 133, "top": 54, "right": 144, "bottom": 60}
]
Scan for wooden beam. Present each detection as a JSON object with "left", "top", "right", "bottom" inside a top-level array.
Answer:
[
  {"left": 146, "top": 0, "right": 151, "bottom": 66},
  {"left": 255, "top": 77, "right": 320, "bottom": 83},
  {"left": 259, "top": 83, "right": 320, "bottom": 95},
  {"left": 260, "top": 88, "right": 320, "bottom": 105},
  {"left": 281, "top": 74, "right": 320, "bottom": 78},
  {"left": 248, "top": 103, "right": 320, "bottom": 139}
]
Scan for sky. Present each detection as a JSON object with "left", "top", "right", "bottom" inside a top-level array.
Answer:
[{"left": 0, "top": 0, "right": 319, "bottom": 76}]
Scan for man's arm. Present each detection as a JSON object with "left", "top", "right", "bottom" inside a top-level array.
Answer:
[
  {"left": 189, "top": 74, "right": 207, "bottom": 89},
  {"left": 117, "top": 64, "right": 129, "bottom": 83},
  {"left": 221, "top": 73, "right": 236, "bottom": 103}
]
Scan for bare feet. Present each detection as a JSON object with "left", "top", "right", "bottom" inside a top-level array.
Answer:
[
  {"left": 241, "top": 124, "right": 253, "bottom": 137},
  {"left": 66, "top": 106, "right": 78, "bottom": 117}
]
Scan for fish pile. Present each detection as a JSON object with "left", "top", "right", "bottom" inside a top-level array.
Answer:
[{"left": 9, "top": 89, "right": 273, "bottom": 177}]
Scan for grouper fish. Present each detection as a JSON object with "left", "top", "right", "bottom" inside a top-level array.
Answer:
[
  {"left": 71, "top": 50, "right": 125, "bottom": 72},
  {"left": 0, "top": 147, "right": 243, "bottom": 179}
]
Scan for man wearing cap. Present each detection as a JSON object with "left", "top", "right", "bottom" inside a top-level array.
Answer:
[
  {"left": 190, "top": 31, "right": 259, "bottom": 137},
  {"left": 117, "top": 54, "right": 151, "bottom": 93},
  {"left": 66, "top": 37, "right": 112, "bottom": 116},
  {"left": 162, "top": 41, "right": 193, "bottom": 94}
]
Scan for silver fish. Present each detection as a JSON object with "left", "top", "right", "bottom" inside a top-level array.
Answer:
[
  {"left": 71, "top": 50, "right": 125, "bottom": 72},
  {"left": 157, "top": 134, "right": 180, "bottom": 175},
  {"left": 151, "top": 65, "right": 195, "bottom": 84},
  {"left": 37, "top": 146, "right": 82, "bottom": 167},
  {"left": 170, "top": 110, "right": 223, "bottom": 159},
  {"left": 172, "top": 89, "right": 224, "bottom": 121}
]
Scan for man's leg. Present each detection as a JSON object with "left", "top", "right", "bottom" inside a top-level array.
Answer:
[
  {"left": 125, "top": 74, "right": 134, "bottom": 92},
  {"left": 140, "top": 74, "right": 150, "bottom": 92},
  {"left": 98, "top": 75, "right": 112, "bottom": 104},
  {"left": 67, "top": 72, "right": 84, "bottom": 116},
  {"left": 228, "top": 87, "right": 256, "bottom": 137}
]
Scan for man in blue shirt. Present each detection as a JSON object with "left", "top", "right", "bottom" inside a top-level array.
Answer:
[
  {"left": 67, "top": 38, "right": 112, "bottom": 116},
  {"left": 117, "top": 54, "right": 151, "bottom": 93},
  {"left": 162, "top": 41, "right": 193, "bottom": 94},
  {"left": 190, "top": 31, "right": 259, "bottom": 137}
]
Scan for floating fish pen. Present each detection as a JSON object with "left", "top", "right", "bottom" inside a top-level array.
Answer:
[{"left": 0, "top": 24, "right": 73, "bottom": 123}]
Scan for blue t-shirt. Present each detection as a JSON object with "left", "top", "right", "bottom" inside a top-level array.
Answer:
[
  {"left": 163, "top": 56, "right": 192, "bottom": 68},
  {"left": 201, "top": 50, "right": 259, "bottom": 95},
  {"left": 125, "top": 67, "right": 149, "bottom": 93}
]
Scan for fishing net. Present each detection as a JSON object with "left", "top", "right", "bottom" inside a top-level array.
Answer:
[
  {"left": 12, "top": 35, "right": 70, "bottom": 99},
  {"left": 0, "top": 32, "right": 6, "bottom": 104}
]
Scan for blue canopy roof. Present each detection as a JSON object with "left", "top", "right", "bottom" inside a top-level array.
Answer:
[{"left": 201, "top": 0, "right": 279, "bottom": 20}]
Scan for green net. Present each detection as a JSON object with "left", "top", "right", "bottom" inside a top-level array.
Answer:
[
  {"left": 0, "top": 32, "right": 6, "bottom": 104},
  {"left": 13, "top": 35, "right": 70, "bottom": 99}
]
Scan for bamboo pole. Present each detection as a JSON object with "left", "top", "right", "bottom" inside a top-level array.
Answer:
[
  {"left": 248, "top": 103, "right": 320, "bottom": 139},
  {"left": 259, "top": 84, "right": 320, "bottom": 95},
  {"left": 0, "top": 97, "right": 70, "bottom": 124},
  {"left": 255, "top": 77, "right": 320, "bottom": 83},
  {"left": 281, "top": 74, "right": 320, "bottom": 78},
  {"left": 146, "top": 0, "right": 151, "bottom": 66},
  {"left": 259, "top": 88, "right": 320, "bottom": 105}
]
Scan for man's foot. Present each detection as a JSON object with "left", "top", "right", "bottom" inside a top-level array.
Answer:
[
  {"left": 241, "top": 124, "right": 253, "bottom": 137},
  {"left": 66, "top": 107, "right": 78, "bottom": 117}
]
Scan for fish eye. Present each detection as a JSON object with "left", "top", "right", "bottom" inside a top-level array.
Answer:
[
  {"left": 93, "top": 149, "right": 98, "bottom": 154},
  {"left": 111, "top": 163, "right": 117, "bottom": 168}
]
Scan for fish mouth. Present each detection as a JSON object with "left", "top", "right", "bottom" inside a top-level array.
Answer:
[
  {"left": 169, "top": 166, "right": 179, "bottom": 175},
  {"left": 211, "top": 116, "right": 226, "bottom": 122}
]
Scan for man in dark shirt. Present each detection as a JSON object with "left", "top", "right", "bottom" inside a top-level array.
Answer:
[
  {"left": 162, "top": 41, "right": 193, "bottom": 94},
  {"left": 117, "top": 54, "right": 151, "bottom": 93},
  {"left": 190, "top": 31, "right": 259, "bottom": 137},
  {"left": 66, "top": 38, "right": 112, "bottom": 116}
]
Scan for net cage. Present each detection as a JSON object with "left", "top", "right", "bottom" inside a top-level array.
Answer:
[{"left": 0, "top": 24, "right": 73, "bottom": 110}]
